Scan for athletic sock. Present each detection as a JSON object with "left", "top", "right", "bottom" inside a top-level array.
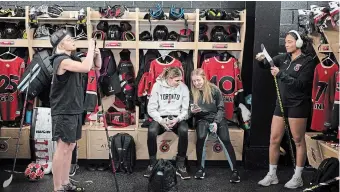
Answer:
[
  {"left": 269, "top": 164, "right": 277, "bottom": 175},
  {"left": 293, "top": 166, "right": 303, "bottom": 178}
]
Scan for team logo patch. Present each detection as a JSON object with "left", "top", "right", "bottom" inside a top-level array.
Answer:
[
  {"left": 0, "top": 137, "right": 10, "bottom": 152},
  {"left": 159, "top": 140, "right": 171, "bottom": 152},
  {"left": 294, "top": 64, "right": 302, "bottom": 71},
  {"left": 213, "top": 142, "right": 222, "bottom": 153}
]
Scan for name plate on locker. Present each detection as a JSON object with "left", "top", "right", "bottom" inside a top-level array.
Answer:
[
  {"left": 212, "top": 44, "right": 228, "bottom": 49},
  {"left": 0, "top": 41, "right": 15, "bottom": 45},
  {"left": 105, "top": 42, "right": 122, "bottom": 47},
  {"left": 159, "top": 42, "right": 175, "bottom": 48},
  {"left": 33, "top": 107, "right": 53, "bottom": 139}
]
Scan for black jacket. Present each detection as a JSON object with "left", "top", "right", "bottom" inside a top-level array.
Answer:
[
  {"left": 259, "top": 53, "right": 317, "bottom": 107},
  {"left": 190, "top": 85, "right": 225, "bottom": 124}
]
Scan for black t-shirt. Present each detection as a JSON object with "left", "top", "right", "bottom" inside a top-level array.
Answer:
[{"left": 49, "top": 53, "right": 84, "bottom": 116}]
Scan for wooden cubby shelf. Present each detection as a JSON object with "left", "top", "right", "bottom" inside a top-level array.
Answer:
[
  {"left": 0, "top": 6, "right": 246, "bottom": 133},
  {"left": 0, "top": 6, "right": 249, "bottom": 160}
]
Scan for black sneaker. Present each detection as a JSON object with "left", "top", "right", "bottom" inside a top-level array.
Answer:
[
  {"left": 69, "top": 164, "right": 79, "bottom": 176},
  {"left": 194, "top": 168, "right": 205, "bottom": 179},
  {"left": 63, "top": 182, "right": 85, "bottom": 191},
  {"left": 176, "top": 166, "right": 191, "bottom": 180},
  {"left": 230, "top": 170, "right": 241, "bottom": 183},
  {"left": 143, "top": 165, "right": 153, "bottom": 178}
]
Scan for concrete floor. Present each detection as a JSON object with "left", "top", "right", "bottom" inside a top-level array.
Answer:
[{"left": 0, "top": 160, "right": 317, "bottom": 192}]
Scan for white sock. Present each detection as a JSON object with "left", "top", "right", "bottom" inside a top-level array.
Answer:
[
  {"left": 269, "top": 164, "right": 277, "bottom": 175},
  {"left": 294, "top": 166, "right": 303, "bottom": 178}
]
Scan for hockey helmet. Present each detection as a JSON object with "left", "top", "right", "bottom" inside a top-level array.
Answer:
[
  {"left": 211, "top": 26, "right": 227, "bottom": 42},
  {"left": 107, "top": 25, "right": 122, "bottom": 40},
  {"left": 139, "top": 31, "right": 152, "bottom": 41},
  {"left": 153, "top": 25, "right": 168, "bottom": 41}
]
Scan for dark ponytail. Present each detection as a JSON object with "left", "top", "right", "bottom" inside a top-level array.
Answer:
[{"left": 300, "top": 34, "right": 315, "bottom": 55}]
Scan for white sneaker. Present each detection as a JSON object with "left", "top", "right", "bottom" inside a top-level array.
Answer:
[
  {"left": 43, "top": 162, "right": 53, "bottom": 175},
  {"left": 258, "top": 173, "right": 279, "bottom": 187},
  {"left": 284, "top": 176, "right": 303, "bottom": 189}
]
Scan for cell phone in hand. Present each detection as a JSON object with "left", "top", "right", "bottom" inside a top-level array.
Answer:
[{"left": 190, "top": 104, "right": 201, "bottom": 111}]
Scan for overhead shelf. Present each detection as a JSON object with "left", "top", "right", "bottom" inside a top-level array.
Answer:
[
  {"left": 199, "top": 20, "right": 244, "bottom": 24},
  {"left": 95, "top": 40, "right": 137, "bottom": 49},
  {"left": 322, "top": 29, "right": 339, "bottom": 61},
  {"left": 197, "top": 42, "right": 242, "bottom": 51},
  {"left": 0, "top": 39, "right": 28, "bottom": 47},
  {"left": 139, "top": 42, "right": 196, "bottom": 50},
  {"left": 0, "top": 17, "right": 25, "bottom": 20},
  {"left": 139, "top": 19, "right": 196, "bottom": 24},
  {"left": 31, "top": 40, "right": 89, "bottom": 48}
]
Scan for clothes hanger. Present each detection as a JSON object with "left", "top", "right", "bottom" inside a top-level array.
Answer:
[
  {"left": 321, "top": 53, "right": 336, "bottom": 66},
  {"left": 216, "top": 51, "right": 233, "bottom": 62},
  {"left": 156, "top": 53, "right": 175, "bottom": 64},
  {"left": 0, "top": 47, "right": 17, "bottom": 59}
]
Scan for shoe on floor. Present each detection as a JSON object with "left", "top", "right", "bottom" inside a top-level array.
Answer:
[
  {"left": 176, "top": 166, "right": 191, "bottom": 180},
  {"left": 258, "top": 173, "right": 279, "bottom": 187},
  {"left": 97, "top": 163, "right": 109, "bottom": 171},
  {"left": 284, "top": 176, "right": 303, "bottom": 189},
  {"left": 87, "top": 164, "right": 97, "bottom": 171},
  {"left": 143, "top": 165, "right": 154, "bottom": 178},
  {"left": 230, "top": 170, "right": 240, "bottom": 183},
  {"left": 63, "top": 182, "right": 85, "bottom": 191},
  {"left": 194, "top": 168, "right": 205, "bottom": 179},
  {"left": 69, "top": 164, "right": 79, "bottom": 176}
]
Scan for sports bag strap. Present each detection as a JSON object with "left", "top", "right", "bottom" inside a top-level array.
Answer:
[
  {"left": 216, "top": 135, "right": 234, "bottom": 171},
  {"left": 121, "top": 134, "right": 132, "bottom": 173},
  {"left": 113, "top": 134, "right": 123, "bottom": 170}
]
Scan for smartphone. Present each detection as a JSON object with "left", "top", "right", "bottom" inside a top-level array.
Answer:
[{"left": 190, "top": 103, "right": 201, "bottom": 111}]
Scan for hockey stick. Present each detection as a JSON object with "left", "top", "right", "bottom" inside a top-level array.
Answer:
[
  {"left": 303, "top": 176, "right": 340, "bottom": 191},
  {"left": 99, "top": 91, "right": 120, "bottom": 192},
  {"left": 3, "top": 68, "right": 33, "bottom": 188},
  {"left": 261, "top": 44, "right": 296, "bottom": 167}
]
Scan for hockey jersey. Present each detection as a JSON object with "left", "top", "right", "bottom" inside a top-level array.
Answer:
[
  {"left": 84, "top": 69, "right": 98, "bottom": 112},
  {"left": 202, "top": 57, "right": 243, "bottom": 120},
  {"left": 311, "top": 63, "right": 339, "bottom": 132},
  {"left": 138, "top": 58, "right": 184, "bottom": 96},
  {"left": 0, "top": 57, "right": 25, "bottom": 121}
]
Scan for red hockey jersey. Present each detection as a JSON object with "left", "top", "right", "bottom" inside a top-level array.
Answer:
[
  {"left": 202, "top": 57, "right": 243, "bottom": 120},
  {"left": 0, "top": 57, "right": 25, "bottom": 121},
  {"left": 139, "top": 58, "right": 184, "bottom": 96},
  {"left": 84, "top": 69, "right": 98, "bottom": 112},
  {"left": 311, "top": 63, "right": 339, "bottom": 131}
]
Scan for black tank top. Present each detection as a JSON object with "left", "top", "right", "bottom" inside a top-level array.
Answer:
[{"left": 49, "top": 54, "right": 84, "bottom": 116}]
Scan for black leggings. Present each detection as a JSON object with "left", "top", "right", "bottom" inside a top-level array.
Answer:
[
  {"left": 196, "top": 118, "right": 237, "bottom": 170},
  {"left": 148, "top": 120, "right": 189, "bottom": 158}
]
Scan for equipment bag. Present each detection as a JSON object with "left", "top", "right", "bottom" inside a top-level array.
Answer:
[
  {"left": 309, "top": 157, "right": 339, "bottom": 192},
  {"left": 106, "top": 111, "right": 133, "bottom": 128},
  {"left": 17, "top": 49, "right": 53, "bottom": 102},
  {"left": 148, "top": 159, "right": 178, "bottom": 192},
  {"left": 110, "top": 133, "right": 136, "bottom": 173}
]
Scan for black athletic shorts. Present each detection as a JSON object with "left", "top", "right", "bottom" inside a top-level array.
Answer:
[
  {"left": 52, "top": 114, "right": 82, "bottom": 143},
  {"left": 274, "top": 100, "right": 311, "bottom": 118}
]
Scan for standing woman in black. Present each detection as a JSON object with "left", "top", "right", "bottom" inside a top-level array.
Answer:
[
  {"left": 190, "top": 68, "right": 240, "bottom": 183},
  {"left": 256, "top": 30, "right": 316, "bottom": 189}
]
